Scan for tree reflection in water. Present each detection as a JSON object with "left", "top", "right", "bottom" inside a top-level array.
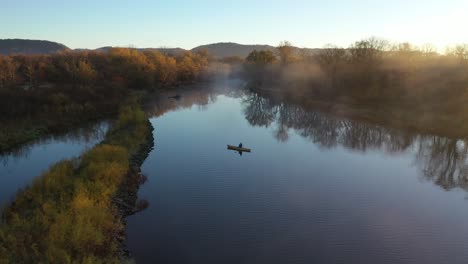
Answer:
[
  {"left": 416, "top": 138, "right": 468, "bottom": 191},
  {"left": 0, "top": 121, "right": 109, "bottom": 166},
  {"left": 242, "top": 90, "right": 468, "bottom": 192},
  {"left": 125, "top": 86, "right": 468, "bottom": 193}
]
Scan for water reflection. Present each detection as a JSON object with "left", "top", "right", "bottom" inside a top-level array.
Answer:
[
  {"left": 0, "top": 121, "right": 109, "bottom": 165},
  {"left": 144, "top": 80, "right": 247, "bottom": 119},
  {"left": 143, "top": 85, "right": 468, "bottom": 192},
  {"left": 416, "top": 137, "right": 468, "bottom": 191},
  {"left": 242, "top": 91, "right": 468, "bottom": 192},
  {"left": 0, "top": 121, "right": 109, "bottom": 207},
  {"left": 128, "top": 84, "right": 468, "bottom": 264},
  {"left": 144, "top": 85, "right": 220, "bottom": 118}
]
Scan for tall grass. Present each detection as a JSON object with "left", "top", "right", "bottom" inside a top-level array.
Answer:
[{"left": 0, "top": 101, "right": 152, "bottom": 263}]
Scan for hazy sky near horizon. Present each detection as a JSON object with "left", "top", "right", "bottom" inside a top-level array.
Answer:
[{"left": 1, "top": 0, "right": 467, "bottom": 50}]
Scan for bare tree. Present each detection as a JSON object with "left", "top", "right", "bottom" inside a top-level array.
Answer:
[
  {"left": 277, "top": 41, "right": 296, "bottom": 65},
  {"left": 453, "top": 44, "right": 468, "bottom": 63},
  {"left": 420, "top": 43, "right": 437, "bottom": 57},
  {"left": 349, "top": 37, "right": 389, "bottom": 63},
  {"left": 315, "top": 44, "right": 346, "bottom": 87}
]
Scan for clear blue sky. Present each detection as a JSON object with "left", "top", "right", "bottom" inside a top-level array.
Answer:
[{"left": 1, "top": 0, "right": 467, "bottom": 49}]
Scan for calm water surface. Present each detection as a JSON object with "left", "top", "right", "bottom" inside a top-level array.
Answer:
[
  {"left": 1, "top": 83, "right": 467, "bottom": 264},
  {"left": 0, "top": 121, "right": 109, "bottom": 209},
  {"left": 126, "top": 85, "right": 468, "bottom": 264}
]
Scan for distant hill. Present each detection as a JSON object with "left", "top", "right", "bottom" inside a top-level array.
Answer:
[
  {"left": 191, "top": 42, "right": 276, "bottom": 58},
  {"left": 154, "top": 47, "right": 186, "bottom": 56},
  {"left": 93, "top": 46, "right": 186, "bottom": 56},
  {"left": 92, "top": 46, "right": 112, "bottom": 53},
  {"left": 191, "top": 42, "right": 321, "bottom": 58},
  {"left": 92, "top": 43, "right": 274, "bottom": 58},
  {"left": 0, "top": 39, "right": 320, "bottom": 58},
  {"left": 0, "top": 39, "right": 69, "bottom": 55}
]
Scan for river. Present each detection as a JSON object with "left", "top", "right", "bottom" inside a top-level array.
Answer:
[
  {"left": 127, "top": 82, "right": 468, "bottom": 264},
  {"left": 1, "top": 81, "right": 467, "bottom": 264}
]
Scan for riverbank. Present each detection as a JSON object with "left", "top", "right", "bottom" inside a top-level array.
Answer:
[{"left": 0, "top": 101, "right": 154, "bottom": 263}]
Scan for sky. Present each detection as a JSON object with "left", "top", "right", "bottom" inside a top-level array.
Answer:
[{"left": 1, "top": 0, "right": 467, "bottom": 50}]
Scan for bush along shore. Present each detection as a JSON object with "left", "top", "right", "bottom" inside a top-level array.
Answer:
[{"left": 0, "top": 100, "right": 154, "bottom": 263}]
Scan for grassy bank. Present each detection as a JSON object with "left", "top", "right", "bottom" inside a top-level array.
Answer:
[{"left": 0, "top": 101, "right": 154, "bottom": 263}]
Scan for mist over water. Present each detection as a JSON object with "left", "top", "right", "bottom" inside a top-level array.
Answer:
[{"left": 240, "top": 40, "right": 468, "bottom": 139}]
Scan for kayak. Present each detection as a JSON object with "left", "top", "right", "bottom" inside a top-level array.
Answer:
[{"left": 227, "top": 145, "right": 251, "bottom": 152}]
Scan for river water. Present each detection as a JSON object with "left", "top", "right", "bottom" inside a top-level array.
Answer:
[
  {"left": 1, "top": 82, "right": 467, "bottom": 264},
  {"left": 126, "top": 83, "right": 468, "bottom": 264}
]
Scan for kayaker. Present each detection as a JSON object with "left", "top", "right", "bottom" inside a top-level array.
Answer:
[{"left": 238, "top": 143, "right": 243, "bottom": 148}]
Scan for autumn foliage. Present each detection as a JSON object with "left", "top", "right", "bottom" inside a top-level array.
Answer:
[
  {"left": 0, "top": 48, "right": 209, "bottom": 120},
  {"left": 0, "top": 48, "right": 209, "bottom": 152},
  {"left": 0, "top": 48, "right": 208, "bottom": 90}
]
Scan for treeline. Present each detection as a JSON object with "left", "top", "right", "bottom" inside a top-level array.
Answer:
[
  {"left": 0, "top": 101, "right": 153, "bottom": 263},
  {"left": 242, "top": 39, "right": 468, "bottom": 137},
  {"left": 0, "top": 48, "right": 209, "bottom": 117},
  {"left": 0, "top": 48, "right": 209, "bottom": 152},
  {"left": 243, "top": 39, "right": 468, "bottom": 103},
  {"left": 0, "top": 48, "right": 209, "bottom": 90}
]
